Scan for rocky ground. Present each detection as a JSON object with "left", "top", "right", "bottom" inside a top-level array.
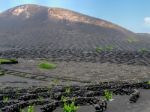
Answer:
[
  {"left": 0, "top": 80, "right": 150, "bottom": 112},
  {"left": 2, "top": 50, "right": 150, "bottom": 68},
  {"left": 0, "top": 58, "right": 150, "bottom": 112},
  {"left": 55, "top": 89, "right": 150, "bottom": 112}
]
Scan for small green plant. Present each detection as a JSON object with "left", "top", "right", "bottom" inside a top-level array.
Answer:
[
  {"left": 105, "top": 45, "right": 114, "bottom": 51},
  {"left": 52, "top": 79, "right": 60, "bottom": 85},
  {"left": 19, "top": 105, "right": 35, "bottom": 112},
  {"left": 3, "top": 96, "right": 9, "bottom": 103},
  {"left": 38, "top": 96, "right": 44, "bottom": 101},
  {"left": 95, "top": 45, "right": 114, "bottom": 52},
  {"left": 61, "top": 96, "right": 68, "bottom": 102},
  {"left": 27, "top": 105, "right": 34, "bottom": 112},
  {"left": 65, "top": 87, "right": 71, "bottom": 94},
  {"left": 0, "top": 59, "right": 11, "bottom": 64},
  {"left": 127, "top": 37, "right": 138, "bottom": 43},
  {"left": 0, "top": 71, "right": 5, "bottom": 76},
  {"left": 19, "top": 109, "right": 25, "bottom": 112},
  {"left": 63, "top": 101, "right": 79, "bottom": 112},
  {"left": 47, "top": 84, "right": 53, "bottom": 92},
  {"left": 95, "top": 47, "right": 103, "bottom": 52},
  {"left": 147, "top": 81, "right": 150, "bottom": 85},
  {"left": 61, "top": 96, "right": 79, "bottom": 112},
  {"left": 138, "top": 48, "right": 149, "bottom": 53},
  {"left": 103, "top": 90, "right": 113, "bottom": 101},
  {"left": 0, "top": 58, "right": 18, "bottom": 64},
  {"left": 39, "top": 61, "right": 56, "bottom": 70}
]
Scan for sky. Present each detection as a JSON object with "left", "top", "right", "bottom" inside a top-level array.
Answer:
[{"left": 0, "top": 0, "right": 150, "bottom": 33}]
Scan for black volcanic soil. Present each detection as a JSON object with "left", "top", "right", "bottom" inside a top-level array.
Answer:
[
  {"left": 55, "top": 89, "right": 150, "bottom": 112},
  {"left": 1, "top": 4, "right": 150, "bottom": 112},
  {"left": 0, "top": 60, "right": 150, "bottom": 112},
  {"left": 0, "top": 79, "right": 150, "bottom": 112}
]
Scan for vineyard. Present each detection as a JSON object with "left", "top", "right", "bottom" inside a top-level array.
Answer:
[{"left": 0, "top": 78, "right": 150, "bottom": 112}]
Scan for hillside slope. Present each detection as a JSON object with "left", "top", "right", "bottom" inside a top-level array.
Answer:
[{"left": 0, "top": 4, "right": 149, "bottom": 58}]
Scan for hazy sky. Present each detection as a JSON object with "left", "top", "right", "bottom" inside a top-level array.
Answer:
[{"left": 0, "top": 0, "right": 150, "bottom": 33}]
